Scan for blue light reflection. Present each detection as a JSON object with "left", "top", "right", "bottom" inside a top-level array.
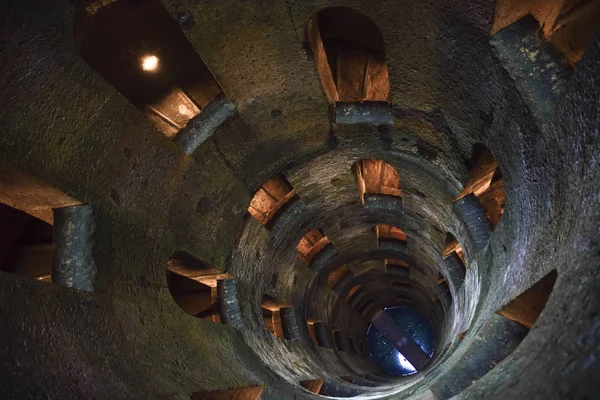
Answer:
[{"left": 366, "top": 305, "right": 435, "bottom": 376}]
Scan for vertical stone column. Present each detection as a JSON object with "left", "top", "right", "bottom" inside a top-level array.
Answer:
[
  {"left": 280, "top": 307, "right": 301, "bottom": 341},
  {"left": 218, "top": 278, "right": 243, "bottom": 328},
  {"left": 52, "top": 205, "right": 96, "bottom": 292}
]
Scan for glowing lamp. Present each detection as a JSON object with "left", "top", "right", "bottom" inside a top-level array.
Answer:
[{"left": 141, "top": 55, "right": 159, "bottom": 72}]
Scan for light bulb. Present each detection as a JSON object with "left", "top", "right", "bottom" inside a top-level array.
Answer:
[{"left": 141, "top": 55, "right": 159, "bottom": 72}]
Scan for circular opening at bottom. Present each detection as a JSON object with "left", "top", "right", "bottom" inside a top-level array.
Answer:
[{"left": 366, "top": 305, "right": 436, "bottom": 376}]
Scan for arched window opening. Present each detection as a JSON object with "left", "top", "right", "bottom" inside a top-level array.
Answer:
[
  {"left": 167, "top": 251, "right": 233, "bottom": 321},
  {"left": 75, "top": 0, "right": 228, "bottom": 139},
  {"left": 443, "top": 233, "right": 467, "bottom": 284},
  {"left": 492, "top": 0, "right": 600, "bottom": 65},
  {"left": 358, "top": 300, "right": 375, "bottom": 317},
  {"left": 385, "top": 258, "right": 409, "bottom": 268},
  {"left": 327, "top": 265, "right": 349, "bottom": 287},
  {"left": 455, "top": 144, "right": 505, "bottom": 228},
  {"left": 320, "top": 379, "right": 364, "bottom": 397},
  {"left": 353, "top": 336, "right": 366, "bottom": 356},
  {"left": 348, "top": 336, "right": 358, "bottom": 354},
  {"left": 261, "top": 295, "right": 290, "bottom": 339},
  {"left": 497, "top": 269, "right": 557, "bottom": 328},
  {"left": 313, "top": 321, "right": 333, "bottom": 348},
  {"left": 437, "top": 273, "right": 446, "bottom": 285},
  {"left": 300, "top": 379, "right": 325, "bottom": 394},
  {"left": 395, "top": 294, "right": 413, "bottom": 304},
  {"left": 307, "top": 7, "right": 389, "bottom": 103},
  {"left": 346, "top": 285, "right": 361, "bottom": 301},
  {"left": 306, "top": 318, "right": 321, "bottom": 346},
  {"left": 191, "top": 386, "right": 264, "bottom": 400},
  {"left": 376, "top": 224, "right": 407, "bottom": 255},
  {"left": 296, "top": 228, "right": 330, "bottom": 265},
  {"left": 434, "top": 273, "right": 557, "bottom": 398},
  {"left": 443, "top": 232, "right": 465, "bottom": 265},
  {"left": 0, "top": 166, "right": 81, "bottom": 283},
  {"left": 434, "top": 271, "right": 558, "bottom": 398},
  {"left": 248, "top": 174, "right": 297, "bottom": 227},
  {"left": 332, "top": 329, "right": 345, "bottom": 351},
  {"left": 0, "top": 203, "right": 53, "bottom": 282},
  {"left": 393, "top": 281, "right": 412, "bottom": 291},
  {"left": 437, "top": 280, "right": 451, "bottom": 298},
  {"left": 352, "top": 159, "right": 401, "bottom": 205},
  {"left": 335, "top": 330, "right": 352, "bottom": 353},
  {"left": 376, "top": 224, "right": 407, "bottom": 243},
  {"left": 431, "top": 295, "right": 443, "bottom": 318},
  {"left": 332, "top": 329, "right": 341, "bottom": 350},
  {"left": 386, "top": 259, "right": 409, "bottom": 277}
]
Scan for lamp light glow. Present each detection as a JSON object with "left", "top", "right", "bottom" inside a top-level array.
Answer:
[{"left": 141, "top": 55, "right": 159, "bottom": 72}]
